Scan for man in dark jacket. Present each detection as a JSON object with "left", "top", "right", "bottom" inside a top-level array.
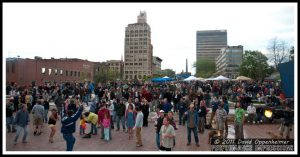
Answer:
[
  {"left": 178, "top": 98, "right": 186, "bottom": 125},
  {"left": 61, "top": 103, "right": 83, "bottom": 151},
  {"left": 115, "top": 99, "right": 126, "bottom": 131},
  {"left": 154, "top": 110, "right": 165, "bottom": 149}
]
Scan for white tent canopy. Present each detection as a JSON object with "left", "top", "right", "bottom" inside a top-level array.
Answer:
[
  {"left": 236, "top": 76, "right": 252, "bottom": 81},
  {"left": 184, "top": 76, "right": 200, "bottom": 81},
  {"left": 205, "top": 75, "right": 230, "bottom": 81},
  {"left": 215, "top": 75, "right": 230, "bottom": 80},
  {"left": 197, "top": 77, "right": 205, "bottom": 80},
  {"left": 205, "top": 77, "right": 217, "bottom": 81}
]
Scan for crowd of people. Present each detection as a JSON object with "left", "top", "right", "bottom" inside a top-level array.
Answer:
[{"left": 5, "top": 79, "right": 293, "bottom": 151}]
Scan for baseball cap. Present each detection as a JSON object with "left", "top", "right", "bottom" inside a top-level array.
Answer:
[{"left": 159, "top": 110, "right": 165, "bottom": 113}]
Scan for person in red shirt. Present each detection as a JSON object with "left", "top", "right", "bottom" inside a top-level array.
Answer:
[{"left": 98, "top": 101, "right": 111, "bottom": 140}]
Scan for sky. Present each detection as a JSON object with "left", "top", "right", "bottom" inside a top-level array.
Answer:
[{"left": 3, "top": 3, "right": 297, "bottom": 75}]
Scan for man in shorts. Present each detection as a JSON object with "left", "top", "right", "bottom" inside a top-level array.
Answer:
[{"left": 31, "top": 99, "right": 45, "bottom": 136}]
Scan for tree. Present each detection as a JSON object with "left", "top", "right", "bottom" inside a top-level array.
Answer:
[
  {"left": 193, "top": 58, "right": 216, "bottom": 78},
  {"left": 267, "top": 37, "right": 290, "bottom": 70},
  {"left": 161, "top": 69, "right": 176, "bottom": 77},
  {"left": 239, "top": 50, "right": 273, "bottom": 80},
  {"left": 289, "top": 46, "right": 294, "bottom": 61},
  {"left": 94, "top": 69, "right": 121, "bottom": 83}
]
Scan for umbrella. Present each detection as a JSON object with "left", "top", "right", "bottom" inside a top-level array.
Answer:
[{"left": 236, "top": 76, "right": 252, "bottom": 81}]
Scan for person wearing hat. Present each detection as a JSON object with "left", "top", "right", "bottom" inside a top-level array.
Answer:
[
  {"left": 154, "top": 110, "right": 165, "bottom": 149},
  {"left": 48, "top": 108, "right": 58, "bottom": 143},
  {"left": 184, "top": 103, "right": 200, "bottom": 147}
]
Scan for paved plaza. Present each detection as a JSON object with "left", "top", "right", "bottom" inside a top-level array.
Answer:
[{"left": 5, "top": 110, "right": 294, "bottom": 152}]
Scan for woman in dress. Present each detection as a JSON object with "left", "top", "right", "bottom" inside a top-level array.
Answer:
[{"left": 125, "top": 104, "right": 135, "bottom": 140}]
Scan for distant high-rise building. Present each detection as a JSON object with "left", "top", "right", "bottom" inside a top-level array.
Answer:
[
  {"left": 152, "top": 56, "right": 162, "bottom": 75},
  {"left": 124, "top": 11, "right": 153, "bottom": 80},
  {"left": 215, "top": 45, "right": 243, "bottom": 78},
  {"left": 196, "top": 30, "right": 227, "bottom": 61}
]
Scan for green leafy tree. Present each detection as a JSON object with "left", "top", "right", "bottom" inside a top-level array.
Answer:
[
  {"left": 94, "top": 69, "right": 121, "bottom": 83},
  {"left": 161, "top": 69, "right": 176, "bottom": 77},
  {"left": 193, "top": 58, "right": 216, "bottom": 78},
  {"left": 239, "top": 50, "right": 273, "bottom": 80}
]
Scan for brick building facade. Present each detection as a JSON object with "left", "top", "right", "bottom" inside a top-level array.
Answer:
[{"left": 6, "top": 57, "right": 94, "bottom": 86}]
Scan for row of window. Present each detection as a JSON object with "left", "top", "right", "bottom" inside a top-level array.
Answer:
[
  {"left": 6, "top": 62, "right": 16, "bottom": 73},
  {"left": 125, "top": 42, "right": 148, "bottom": 45},
  {"left": 125, "top": 38, "right": 147, "bottom": 42},
  {"left": 41, "top": 68, "right": 81, "bottom": 77},
  {"left": 125, "top": 75, "right": 147, "bottom": 80},
  {"left": 125, "top": 63, "right": 143, "bottom": 66},
  {"left": 125, "top": 34, "right": 149, "bottom": 37},
  {"left": 126, "top": 50, "right": 148, "bottom": 53}
]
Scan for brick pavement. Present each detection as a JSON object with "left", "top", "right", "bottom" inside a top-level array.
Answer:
[{"left": 5, "top": 111, "right": 294, "bottom": 152}]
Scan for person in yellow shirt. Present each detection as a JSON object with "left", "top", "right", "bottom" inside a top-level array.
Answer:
[{"left": 84, "top": 112, "right": 98, "bottom": 135}]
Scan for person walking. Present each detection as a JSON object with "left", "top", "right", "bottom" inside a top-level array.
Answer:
[
  {"left": 133, "top": 107, "right": 144, "bottom": 147},
  {"left": 13, "top": 104, "right": 30, "bottom": 145},
  {"left": 61, "top": 103, "right": 84, "bottom": 151}
]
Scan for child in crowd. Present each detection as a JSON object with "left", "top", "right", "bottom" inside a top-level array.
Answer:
[
  {"left": 80, "top": 114, "right": 86, "bottom": 135},
  {"left": 102, "top": 113, "right": 111, "bottom": 141}
]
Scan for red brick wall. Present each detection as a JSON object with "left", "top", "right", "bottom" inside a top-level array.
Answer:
[{"left": 6, "top": 58, "right": 95, "bottom": 86}]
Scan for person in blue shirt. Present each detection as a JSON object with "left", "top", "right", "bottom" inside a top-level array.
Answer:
[
  {"left": 162, "top": 98, "right": 172, "bottom": 113},
  {"left": 209, "top": 96, "right": 220, "bottom": 126},
  {"left": 61, "top": 103, "right": 84, "bottom": 151}
]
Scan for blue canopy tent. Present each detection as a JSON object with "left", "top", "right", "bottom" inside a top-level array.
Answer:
[
  {"left": 151, "top": 77, "right": 174, "bottom": 82},
  {"left": 151, "top": 77, "right": 164, "bottom": 82}
]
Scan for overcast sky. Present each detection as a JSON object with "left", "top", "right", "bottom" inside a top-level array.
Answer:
[{"left": 3, "top": 3, "right": 297, "bottom": 74}]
